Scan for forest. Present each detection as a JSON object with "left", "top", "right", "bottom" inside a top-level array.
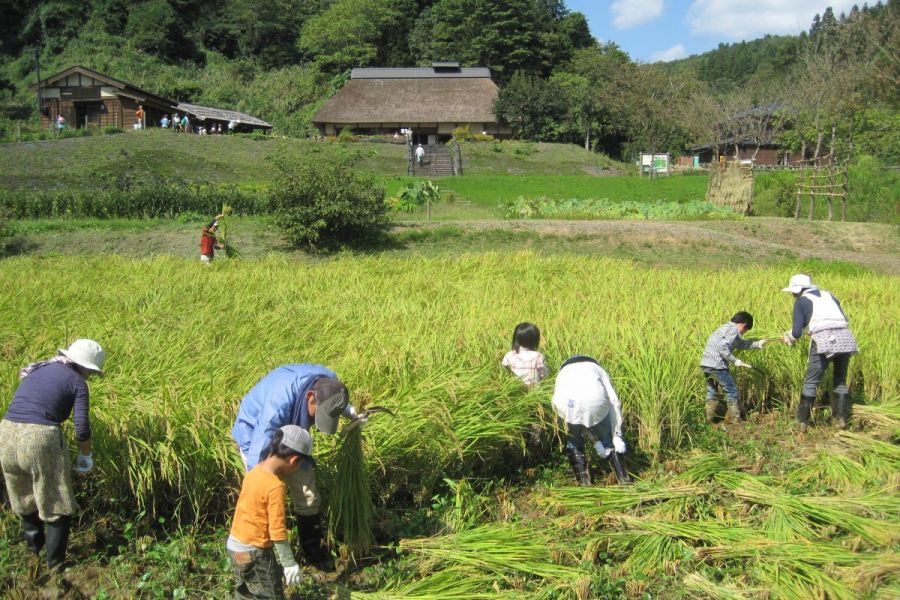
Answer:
[{"left": 0, "top": 0, "right": 897, "bottom": 162}]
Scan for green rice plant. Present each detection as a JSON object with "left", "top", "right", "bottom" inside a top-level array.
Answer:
[
  {"left": 785, "top": 452, "right": 874, "bottom": 494},
  {"left": 853, "top": 401, "right": 900, "bottom": 436},
  {"left": 324, "top": 425, "right": 374, "bottom": 560},
  {"left": 752, "top": 560, "right": 857, "bottom": 600},
  {"left": 733, "top": 477, "right": 896, "bottom": 544},
  {"left": 347, "top": 567, "right": 522, "bottom": 599},
  {"left": 399, "top": 524, "right": 586, "bottom": 584},
  {"left": 682, "top": 572, "right": 752, "bottom": 600},
  {"left": 432, "top": 478, "right": 495, "bottom": 534},
  {"left": 541, "top": 483, "right": 705, "bottom": 523}
]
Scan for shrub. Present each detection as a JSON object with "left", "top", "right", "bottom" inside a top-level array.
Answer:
[
  {"left": 394, "top": 180, "right": 441, "bottom": 212},
  {"left": 269, "top": 157, "right": 388, "bottom": 252}
]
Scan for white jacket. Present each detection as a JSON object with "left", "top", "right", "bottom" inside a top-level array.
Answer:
[
  {"left": 804, "top": 290, "right": 849, "bottom": 333},
  {"left": 551, "top": 360, "right": 623, "bottom": 437}
]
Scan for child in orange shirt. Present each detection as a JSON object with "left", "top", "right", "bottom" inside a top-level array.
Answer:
[{"left": 226, "top": 425, "right": 310, "bottom": 599}]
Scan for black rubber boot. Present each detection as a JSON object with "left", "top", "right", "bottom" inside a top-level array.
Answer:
[
  {"left": 726, "top": 401, "right": 743, "bottom": 424},
  {"left": 566, "top": 447, "right": 591, "bottom": 486},
  {"left": 705, "top": 400, "right": 719, "bottom": 424},
  {"left": 834, "top": 392, "right": 850, "bottom": 430},
  {"left": 797, "top": 394, "right": 815, "bottom": 433},
  {"left": 607, "top": 452, "right": 632, "bottom": 485},
  {"left": 21, "top": 512, "right": 45, "bottom": 556},
  {"left": 296, "top": 513, "right": 334, "bottom": 572},
  {"left": 45, "top": 515, "right": 71, "bottom": 572}
]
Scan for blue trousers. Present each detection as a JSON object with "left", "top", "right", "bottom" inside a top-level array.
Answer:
[{"left": 702, "top": 368, "right": 738, "bottom": 405}]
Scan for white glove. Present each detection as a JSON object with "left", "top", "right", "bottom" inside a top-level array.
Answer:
[
  {"left": 783, "top": 331, "right": 797, "bottom": 346},
  {"left": 283, "top": 564, "right": 302, "bottom": 586},
  {"left": 753, "top": 339, "right": 768, "bottom": 349},
  {"left": 734, "top": 359, "right": 752, "bottom": 369},
  {"left": 593, "top": 440, "right": 612, "bottom": 458},
  {"left": 75, "top": 453, "right": 94, "bottom": 473},
  {"left": 612, "top": 436, "right": 626, "bottom": 454}
]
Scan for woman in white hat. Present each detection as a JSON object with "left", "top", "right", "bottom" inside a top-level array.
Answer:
[
  {"left": 0, "top": 339, "right": 106, "bottom": 572},
  {"left": 782, "top": 274, "right": 858, "bottom": 431}
]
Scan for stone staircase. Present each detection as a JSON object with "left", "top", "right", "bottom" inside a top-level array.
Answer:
[{"left": 409, "top": 144, "right": 460, "bottom": 176}]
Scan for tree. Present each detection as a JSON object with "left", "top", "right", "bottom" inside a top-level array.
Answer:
[
  {"left": 494, "top": 71, "right": 567, "bottom": 140},
  {"left": 270, "top": 156, "right": 388, "bottom": 252},
  {"left": 125, "top": 0, "right": 203, "bottom": 64}
]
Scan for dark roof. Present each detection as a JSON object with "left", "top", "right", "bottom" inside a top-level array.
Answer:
[
  {"left": 177, "top": 102, "right": 272, "bottom": 128},
  {"left": 313, "top": 76, "right": 500, "bottom": 124},
  {"left": 32, "top": 65, "right": 174, "bottom": 106},
  {"left": 350, "top": 67, "right": 492, "bottom": 79}
]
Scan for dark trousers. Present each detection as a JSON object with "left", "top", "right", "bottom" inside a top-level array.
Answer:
[
  {"left": 802, "top": 352, "right": 851, "bottom": 397},
  {"left": 228, "top": 546, "right": 284, "bottom": 600}
]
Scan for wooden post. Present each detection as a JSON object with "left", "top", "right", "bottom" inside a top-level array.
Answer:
[
  {"left": 808, "top": 167, "right": 817, "bottom": 221},
  {"left": 795, "top": 168, "right": 803, "bottom": 219},
  {"left": 841, "top": 165, "right": 849, "bottom": 222},
  {"left": 826, "top": 167, "right": 833, "bottom": 221}
]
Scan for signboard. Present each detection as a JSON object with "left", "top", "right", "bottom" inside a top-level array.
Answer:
[{"left": 640, "top": 153, "right": 670, "bottom": 175}]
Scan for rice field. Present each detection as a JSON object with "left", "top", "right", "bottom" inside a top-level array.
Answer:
[{"left": 0, "top": 253, "right": 897, "bottom": 598}]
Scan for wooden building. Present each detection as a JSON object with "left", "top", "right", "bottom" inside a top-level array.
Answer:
[
  {"left": 177, "top": 102, "right": 272, "bottom": 133},
  {"left": 33, "top": 66, "right": 174, "bottom": 130},
  {"left": 312, "top": 62, "right": 511, "bottom": 143},
  {"left": 33, "top": 65, "right": 273, "bottom": 133}
]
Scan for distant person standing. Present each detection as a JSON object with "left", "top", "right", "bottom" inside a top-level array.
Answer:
[
  {"left": 415, "top": 144, "right": 426, "bottom": 167},
  {"left": 0, "top": 340, "right": 106, "bottom": 572},
  {"left": 782, "top": 274, "right": 858, "bottom": 432},
  {"left": 160, "top": 115, "right": 170, "bottom": 129},
  {"left": 200, "top": 213, "right": 224, "bottom": 263},
  {"left": 56, "top": 114, "right": 65, "bottom": 131},
  {"left": 180, "top": 113, "right": 190, "bottom": 133},
  {"left": 135, "top": 105, "right": 145, "bottom": 129},
  {"left": 228, "top": 119, "right": 237, "bottom": 134}
]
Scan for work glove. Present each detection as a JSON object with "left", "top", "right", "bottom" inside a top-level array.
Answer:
[
  {"left": 283, "top": 564, "right": 302, "bottom": 586},
  {"left": 75, "top": 452, "right": 94, "bottom": 473},
  {"left": 752, "top": 339, "right": 768, "bottom": 349},
  {"left": 612, "top": 436, "right": 627, "bottom": 454},
  {"left": 734, "top": 359, "right": 752, "bottom": 369},
  {"left": 783, "top": 331, "right": 797, "bottom": 346},
  {"left": 593, "top": 440, "right": 612, "bottom": 458}
]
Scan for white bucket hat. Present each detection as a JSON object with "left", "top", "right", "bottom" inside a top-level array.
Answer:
[
  {"left": 58, "top": 339, "right": 106, "bottom": 374},
  {"left": 782, "top": 274, "right": 814, "bottom": 294}
]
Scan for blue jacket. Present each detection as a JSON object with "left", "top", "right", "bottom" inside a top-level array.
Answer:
[{"left": 232, "top": 364, "right": 335, "bottom": 469}]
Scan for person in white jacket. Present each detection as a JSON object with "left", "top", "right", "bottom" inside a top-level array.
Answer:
[{"left": 551, "top": 356, "right": 630, "bottom": 485}]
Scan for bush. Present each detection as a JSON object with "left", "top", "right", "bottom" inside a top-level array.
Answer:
[{"left": 269, "top": 158, "right": 388, "bottom": 252}]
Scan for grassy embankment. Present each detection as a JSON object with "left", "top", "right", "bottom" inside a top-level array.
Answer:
[{"left": 0, "top": 255, "right": 897, "bottom": 598}]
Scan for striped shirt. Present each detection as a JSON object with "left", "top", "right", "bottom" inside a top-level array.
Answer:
[
  {"left": 501, "top": 349, "right": 549, "bottom": 385},
  {"left": 700, "top": 322, "right": 757, "bottom": 370}
]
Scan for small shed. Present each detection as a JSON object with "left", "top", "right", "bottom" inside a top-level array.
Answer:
[
  {"left": 177, "top": 102, "right": 273, "bottom": 133},
  {"left": 32, "top": 65, "right": 173, "bottom": 130},
  {"left": 312, "top": 62, "right": 511, "bottom": 143}
]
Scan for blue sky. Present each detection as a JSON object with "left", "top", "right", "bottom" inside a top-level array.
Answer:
[{"left": 565, "top": 0, "right": 862, "bottom": 62}]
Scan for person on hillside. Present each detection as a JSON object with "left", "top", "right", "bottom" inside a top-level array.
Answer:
[
  {"left": 226, "top": 425, "right": 308, "bottom": 599},
  {"left": 700, "top": 311, "right": 768, "bottom": 424},
  {"left": 135, "top": 105, "right": 145, "bottom": 129},
  {"left": 552, "top": 355, "right": 631, "bottom": 486},
  {"left": 228, "top": 119, "right": 237, "bottom": 134},
  {"left": 56, "top": 114, "right": 65, "bottom": 130},
  {"left": 160, "top": 115, "right": 170, "bottom": 129},
  {"left": 232, "top": 365, "right": 365, "bottom": 571},
  {"left": 173, "top": 113, "right": 181, "bottom": 132},
  {"left": 415, "top": 144, "right": 426, "bottom": 167},
  {"left": 180, "top": 113, "right": 190, "bottom": 134},
  {"left": 200, "top": 213, "right": 224, "bottom": 263},
  {"left": 781, "top": 274, "right": 858, "bottom": 432},
  {"left": 501, "top": 322, "right": 549, "bottom": 386},
  {"left": 0, "top": 339, "right": 106, "bottom": 572}
]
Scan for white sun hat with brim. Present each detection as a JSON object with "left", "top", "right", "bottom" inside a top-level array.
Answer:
[
  {"left": 782, "top": 273, "right": 815, "bottom": 294},
  {"left": 58, "top": 339, "right": 106, "bottom": 374}
]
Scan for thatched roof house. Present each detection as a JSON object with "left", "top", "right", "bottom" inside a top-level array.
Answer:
[{"left": 313, "top": 62, "right": 511, "bottom": 142}]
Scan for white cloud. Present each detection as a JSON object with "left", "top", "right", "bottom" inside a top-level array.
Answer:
[
  {"left": 612, "top": 0, "right": 664, "bottom": 30},
  {"left": 687, "top": 0, "right": 858, "bottom": 39},
  {"left": 650, "top": 44, "right": 688, "bottom": 62}
]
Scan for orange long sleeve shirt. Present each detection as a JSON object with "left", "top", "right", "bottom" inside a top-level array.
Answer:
[{"left": 229, "top": 466, "right": 289, "bottom": 548}]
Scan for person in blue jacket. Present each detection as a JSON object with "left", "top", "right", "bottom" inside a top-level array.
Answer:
[{"left": 232, "top": 364, "right": 363, "bottom": 571}]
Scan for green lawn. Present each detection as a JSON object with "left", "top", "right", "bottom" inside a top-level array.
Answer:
[{"left": 384, "top": 174, "right": 710, "bottom": 210}]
